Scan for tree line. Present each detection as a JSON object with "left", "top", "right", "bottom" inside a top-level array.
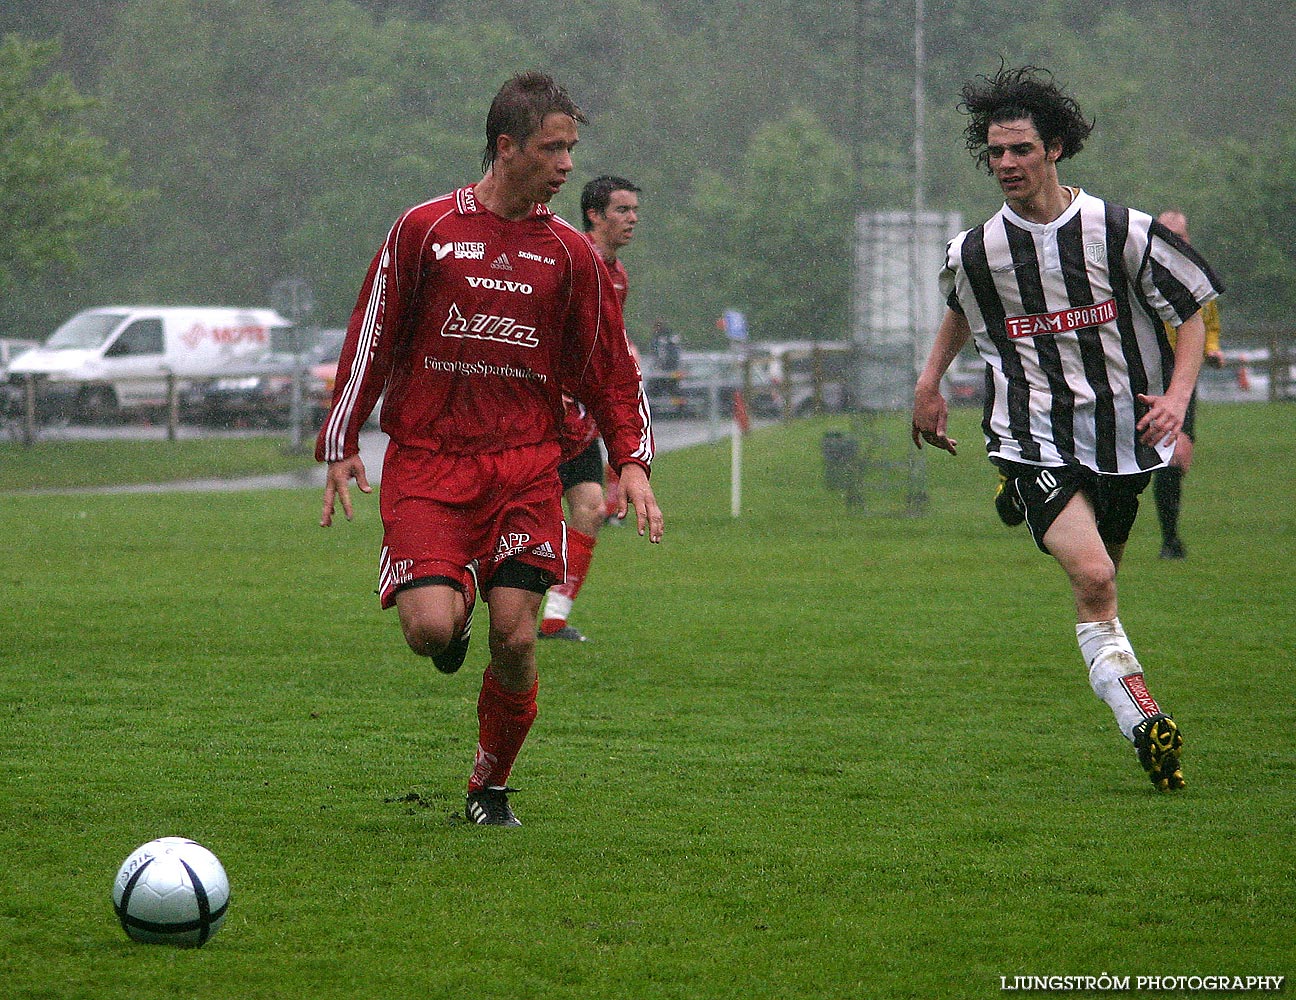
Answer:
[{"left": 1, "top": 0, "right": 1292, "bottom": 348}]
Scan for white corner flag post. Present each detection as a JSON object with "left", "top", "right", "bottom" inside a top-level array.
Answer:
[
  {"left": 731, "top": 410, "right": 742, "bottom": 518},
  {"left": 722, "top": 310, "right": 749, "bottom": 519}
]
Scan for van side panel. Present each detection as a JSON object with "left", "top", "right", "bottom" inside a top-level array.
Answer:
[{"left": 9, "top": 306, "right": 291, "bottom": 417}]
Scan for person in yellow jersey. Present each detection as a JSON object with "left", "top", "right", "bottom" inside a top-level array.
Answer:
[{"left": 1152, "top": 210, "right": 1224, "bottom": 560}]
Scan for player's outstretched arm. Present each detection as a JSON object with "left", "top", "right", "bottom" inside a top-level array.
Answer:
[
  {"left": 614, "top": 463, "right": 663, "bottom": 543},
  {"left": 911, "top": 308, "right": 970, "bottom": 455},
  {"left": 320, "top": 455, "right": 371, "bottom": 527}
]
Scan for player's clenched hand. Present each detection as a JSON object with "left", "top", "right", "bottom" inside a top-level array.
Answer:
[
  {"left": 615, "top": 463, "right": 663, "bottom": 543},
  {"left": 321, "top": 455, "right": 371, "bottom": 527},
  {"left": 1135, "top": 393, "right": 1187, "bottom": 448}
]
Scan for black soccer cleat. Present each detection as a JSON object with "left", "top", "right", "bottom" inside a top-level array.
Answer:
[
  {"left": 538, "top": 624, "right": 588, "bottom": 642},
  {"left": 465, "top": 786, "right": 521, "bottom": 827},
  {"left": 1159, "top": 537, "right": 1187, "bottom": 560},
  {"left": 1132, "top": 714, "right": 1185, "bottom": 791},
  {"left": 432, "top": 560, "right": 478, "bottom": 675},
  {"left": 994, "top": 473, "right": 1026, "bottom": 526},
  {"left": 994, "top": 472, "right": 1026, "bottom": 526}
]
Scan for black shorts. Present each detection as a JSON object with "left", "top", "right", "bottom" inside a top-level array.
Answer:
[
  {"left": 994, "top": 460, "right": 1151, "bottom": 554},
  {"left": 558, "top": 438, "right": 604, "bottom": 492},
  {"left": 489, "top": 556, "right": 552, "bottom": 595}
]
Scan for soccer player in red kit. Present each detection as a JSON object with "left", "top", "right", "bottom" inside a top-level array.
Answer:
[
  {"left": 540, "top": 175, "right": 642, "bottom": 642},
  {"left": 317, "top": 72, "right": 663, "bottom": 826}
]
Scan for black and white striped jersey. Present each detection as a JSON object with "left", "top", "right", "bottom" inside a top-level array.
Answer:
[{"left": 941, "top": 189, "right": 1222, "bottom": 474}]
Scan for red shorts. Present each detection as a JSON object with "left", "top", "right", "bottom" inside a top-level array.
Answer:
[{"left": 376, "top": 440, "right": 567, "bottom": 608}]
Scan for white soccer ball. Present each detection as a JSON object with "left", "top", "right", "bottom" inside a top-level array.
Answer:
[{"left": 112, "top": 837, "right": 230, "bottom": 947}]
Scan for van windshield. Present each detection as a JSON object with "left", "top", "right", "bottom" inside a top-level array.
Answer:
[{"left": 46, "top": 313, "right": 128, "bottom": 349}]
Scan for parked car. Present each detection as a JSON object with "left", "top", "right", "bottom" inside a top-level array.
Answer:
[
  {"left": 1197, "top": 346, "right": 1292, "bottom": 403},
  {"left": 185, "top": 328, "right": 347, "bottom": 427},
  {"left": 642, "top": 350, "right": 746, "bottom": 420},
  {"left": 744, "top": 341, "right": 854, "bottom": 418},
  {"left": 184, "top": 362, "right": 299, "bottom": 427},
  {"left": 643, "top": 368, "right": 690, "bottom": 419},
  {"left": 0, "top": 337, "right": 39, "bottom": 376},
  {"left": 6, "top": 306, "right": 292, "bottom": 423},
  {"left": 647, "top": 342, "right": 855, "bottom": 421},
  {"left": 302, "top": 329, "right": 350, "bottom": 427},
  {"left": 675, "top": 351, "right": 742, "bottom": 419}
]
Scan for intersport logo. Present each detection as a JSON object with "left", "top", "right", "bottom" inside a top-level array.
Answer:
[
  {"left": 466, "top": 275, "right": 534, "bottom": 294},
  {"left": 431, "top": 241, "right": 485, "bottom": 261}
]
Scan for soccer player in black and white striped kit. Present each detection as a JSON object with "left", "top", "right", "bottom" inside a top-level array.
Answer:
[{"left": 911, "top": 66, "right": 1221, "bottom": 791}]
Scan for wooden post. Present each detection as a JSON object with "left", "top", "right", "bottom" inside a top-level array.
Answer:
[
  {"left": 812, "top": 342, "right": 824, "bottom": 415},
  {"left": 167, "top": 373, "right": 180, "bottom": 441},
  {"left": 1269, "top": 328, "right": 1293, "bottom": 402},
  {"left": 22, "top": 374, "right": 37, "bottom": 447}
]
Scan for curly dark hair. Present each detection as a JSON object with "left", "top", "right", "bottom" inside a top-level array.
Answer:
[
  {"left": 959, "top": 64, "right": 1094, "bottom": 173},
  {"left": 482, "top": 71, "right": 588, "bottom": 174}
]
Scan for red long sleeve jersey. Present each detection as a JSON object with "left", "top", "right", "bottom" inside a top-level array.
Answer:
[
  {"left": 559, "top": 232, "right": 630, "bottom": 460},
  {"left": 315, "top": 185, "right": 654, "bottom": 473}
]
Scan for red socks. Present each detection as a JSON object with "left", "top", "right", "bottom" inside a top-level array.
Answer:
[
  {"left": 539, "top": 528, "right": 595, "bottom": 633},
  {"left": 561, "top": 527, "right": 596, "bottom": 602},
  {"left": 468, "top": 668, "right": 538, "bottom": 792}
]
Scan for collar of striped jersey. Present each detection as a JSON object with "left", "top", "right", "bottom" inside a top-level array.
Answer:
[
  {"left": 1002, "top": 186, "right": 1086, "bottom": 232},
  {"left": 457, "top": 185, "right": 554, "bottom": 219}
]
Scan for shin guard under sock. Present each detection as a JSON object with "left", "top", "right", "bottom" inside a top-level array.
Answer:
[{"left": 469, "top": 669, "right": 538, "bottom": 792}]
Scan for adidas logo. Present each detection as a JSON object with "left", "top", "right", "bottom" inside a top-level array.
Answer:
[
  {"left": 532, "top": 541, "right": 557, "bottom": 559},
  {"left": 490, "top": 253, "right": 514, "bottom": 271}
]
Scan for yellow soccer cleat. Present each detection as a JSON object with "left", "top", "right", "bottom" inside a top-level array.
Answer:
[{"left": 1132, "top": 714, "right": 1185, "bottom": 791}]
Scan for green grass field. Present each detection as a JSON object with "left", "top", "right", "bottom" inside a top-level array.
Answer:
[
  {"left": 0, "top": 436, "right": 314, "bottom": 492},
  {"left": 1, "top": 403, "right": 1292, "bottom": 999}
]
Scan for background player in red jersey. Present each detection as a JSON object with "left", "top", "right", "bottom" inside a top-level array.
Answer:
[
  {"left": 539, "top": 175, "right": 642, "bottom": 642},
  {"left": 911, "top": 66, "right": 1220, "bottom": 792},
  {"left": 317, "top": 72, "right": 663, "bottom": 826}
]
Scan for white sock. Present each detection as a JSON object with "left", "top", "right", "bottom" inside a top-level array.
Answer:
[
  {"left": 1076, "top": 619, "right": 1160, "bottom": 741},
  {"left": 541, "top": 590, "right": 573, "bottom": 623},
  {"left": 1076, "top": 618, "right": 1133, "bottom": 669}
]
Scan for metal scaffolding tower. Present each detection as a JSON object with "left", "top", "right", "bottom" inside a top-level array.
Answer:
[
  {"left": 846, "top": 209, "right": 962, "bottom": 515},
  {"left": 827, "top": 0, "right": 960, "bottom": 515}
]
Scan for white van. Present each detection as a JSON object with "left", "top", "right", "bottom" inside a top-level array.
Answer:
[
  {"left": 7, "top": 306, "right": 293, "bottom": 421},
  {"left": 0, "top": 337, "right": 40, "bottom": 376}
]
